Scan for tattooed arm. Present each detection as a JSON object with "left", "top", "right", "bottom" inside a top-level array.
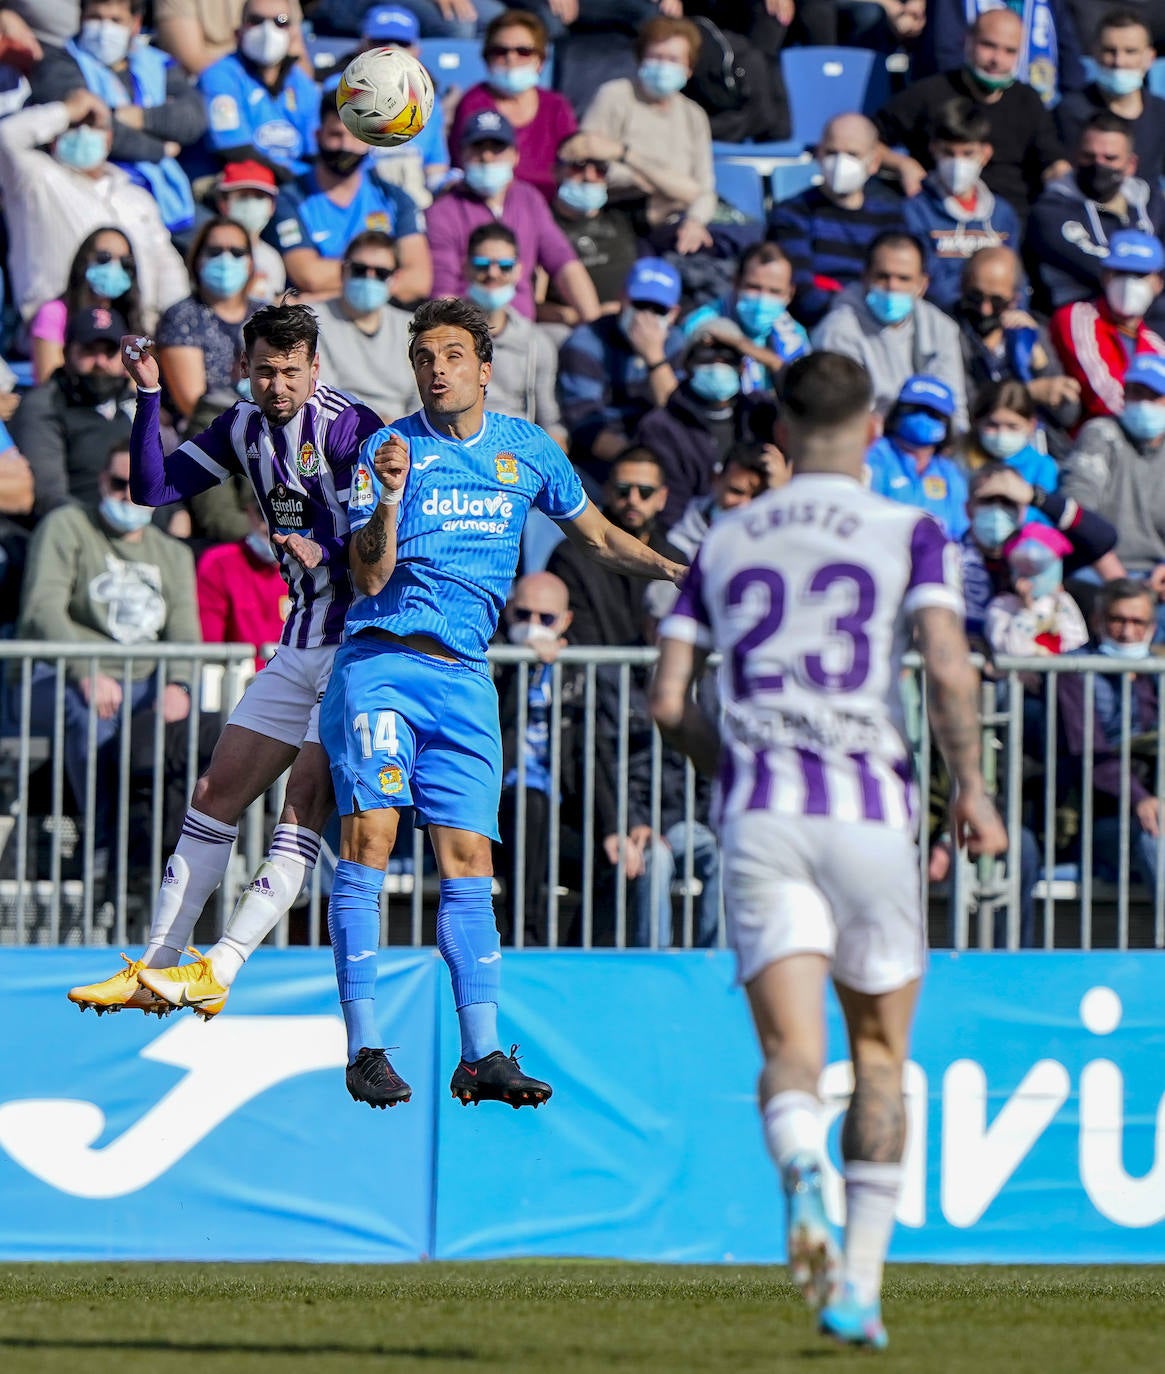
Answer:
[{"left": 350, "top": 434, "right": 409, "bottom": 597}]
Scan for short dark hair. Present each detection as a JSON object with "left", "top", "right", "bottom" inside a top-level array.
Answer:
[
  {"left": 866, "top": 230, "right": 926, "bottom": 272},
  {"left": 967, "top": 462, "right": 1014, "bottom": 499},
  {"left": 780, "top": 352, "right": 873, "bottom": 428},
  {"left": 467, "top": 221, "right": 518, "bottom": 256},
  {"left": 320, "top": 87, "right": 343, "bottom": 123},
  {"left": 106, "top": 436, "right": 131, "bottom": 467},
  {"left": 243, "top": 302, "right": 320, "bottom": 359},
  {"left": 84, "top": 0, "right": 145, "bottom": 12},
  {"left": 408, "top": 296, "right": 493, "bottom": 364},
  {"left": 719, "top": 442, "right": 770, "bottom": 481},
  {"left": 608, "top": 446, "right": 665, "bottom": 483},
  {"left": 1095, "top": 9, "right": 1153, "bottom": 43},
  {"left": 484, "top": 7, "right": 548, "bottom": 56},
  {"left": 737, "top": 240, "right": 790, "bottom": 280},
  {"left": 930, "top": 96, "right": 992, "bottom": 146},
  {"left": 1081, "top": 110, "right": 1135, "bottom": 143},
  {"left": 1098, "top": 577, "right": 1158, "bottom": 614},
  {"left": 971, "top": 378, "right": 1036, "bottom": 425},
  {"left": 344, "top": 230, "right": 397, "bottom": 263}
]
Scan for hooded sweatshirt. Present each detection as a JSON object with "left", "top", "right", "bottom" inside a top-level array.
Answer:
[{"left": 904, "top": 174, "right": 1022, "bottom": 312}]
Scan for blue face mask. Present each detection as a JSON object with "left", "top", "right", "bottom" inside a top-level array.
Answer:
[
  {"left": 489, "top": 63, "right": 541, "bottom": 96},
  {"left": 891, "top": 409, "right": 947, "bottom": 448},
  {"left": 100, "top": 495, "right": 152, "bottom": 533},
  {"left": 1095, "top": 66, "right": 1145, "bottom": 97},
  {"left": 978, "top": 427, "right": 1028, "bottom": 460},
  {"left": 465, "top": 160, "right": 513, "bottom": 197},
  {"left": 1099, "top": 634, "right": 1152, "bottom": 659},
  {"left": 199, "top": 252, "right": 250, "bottom": 298},
  {"left": 972, "top": 504, "right": 1019, "bottom": 550},
  {"left": 56, "top": 124, "right": 108, "bottom": 171},
  {"left": 1121, "top": 399, "right": 1165, "bottom": 442},
  {"left": 866, "top": 288, "right": 915, "bottom": 325},
  {"left": 734, "top": 293, "right": 786, "bottom": 339},
  {"left": 468, "top": 281, "right": 517, "bottom": 312},
  {"left": 344, "top": 275, "right": 389, "bottom": 314},
  {"left": 85, "top": 260, "right": 132, "bottom": 301},
  {"left": 1024, "top": 559, "right": 1063, "bottom": 600},
  {"left": 638, "top": 59, "right": 688, "bottom": 98},
  {"left": 558, "top": 179, "right": 607, "bottom": 214},
  {"left": 689, "top": 363, "right": 741, "bottom": 403}
]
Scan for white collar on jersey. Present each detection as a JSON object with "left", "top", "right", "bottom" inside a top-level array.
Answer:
[{"left": 418, "top": 407, "right": 489, "bottom": 447}]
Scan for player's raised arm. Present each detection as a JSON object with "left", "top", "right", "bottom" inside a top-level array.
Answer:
[
  {"left": 349, "top": 431, "right": 410, "bottom": 596},
  {"left": 650, "top": 634, "right": 720, "bottom": 778},
  {"left": 560, "top": 499, "right": 687, "bottom": 585}
]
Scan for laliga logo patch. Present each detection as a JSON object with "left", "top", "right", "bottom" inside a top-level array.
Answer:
[
  {"left": 366, "top": 212, "right": 389, "bottom": 232},
  {"left": 378, "top": 763, "right": 404, "bottom": 795},
  {"left": 495, "top": 452, "right": 519, "bottom": 485},
  {"left": 297, "top": 442, "right": 320, "bottom": 477},
  {"left": 352, "top": 463, "right": 373, "bottom": 506}
]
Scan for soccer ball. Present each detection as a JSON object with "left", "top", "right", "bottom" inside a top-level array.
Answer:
[{"left": 335, "top": 47, "right": 435, "bottom": 149}]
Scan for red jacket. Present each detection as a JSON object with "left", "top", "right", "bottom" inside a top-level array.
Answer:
[
  {"left": 197, "top": 541, "right": 288, "bottom": 669},
  {"left": 1050, "top": 296, "right": 1165, "bottom": 427}
]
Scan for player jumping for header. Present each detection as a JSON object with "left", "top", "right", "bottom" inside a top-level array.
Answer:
[{"left": 651, "top": 351, "right": 1006, "bottom": 1348}]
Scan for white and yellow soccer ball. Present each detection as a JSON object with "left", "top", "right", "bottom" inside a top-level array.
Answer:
[{"left": 335, "top": 47, "right": 435, "bottom": 149}]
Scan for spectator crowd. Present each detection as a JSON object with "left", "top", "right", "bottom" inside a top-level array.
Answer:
[{"left": 1, "top": 0, "right": 1163, "bottom": 945}]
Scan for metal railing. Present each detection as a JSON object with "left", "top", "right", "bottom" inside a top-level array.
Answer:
[{"left": 0, "top": 641, "right": 1160, "bottom": 951}]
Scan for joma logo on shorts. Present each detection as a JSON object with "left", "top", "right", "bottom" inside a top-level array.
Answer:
[{"left": 422, "top": 488, "right": 513, "bottom": 520}]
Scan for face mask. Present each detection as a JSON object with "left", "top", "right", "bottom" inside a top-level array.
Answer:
[
  {"left": 1095, "top": 66, "right": 1145, "bottom": 97},
  {"left": 891, "top": 410, "right": 947, "bottom": 448},
  {"left": 465, "top": 160, "right": 513, "bottom": 197},
  {"left": 318, "top": 146, "right": 367, "bottom": 177},
  {"left": 820, "top": 151, "right": 867, "bottom": 197},
  {"left": 1121, "top": 398, "right": 1165, "bottom": 441},
  {"left": 489, "top": 63, "right": 540, "bottom": 96},
  {"left": 100, "top": 494, "right": 152, "bottom": 533},
  {"left": 972, "top": 504, "right": 1019, "bottom": 549},
  {"left": 344, "top": 274, "right": 389, "bottom": 313},
  {"left": 690, "top": 363, "right": 741, "bottom": 403},
  {"left": 56, "top": 124, "right": 107, "bottom": 171},
  {"left": 620, "top": 305, "right": 638, "bottom": 340},
  {"left": 78, "top": 18, "right": 132, "bottom": 66},
  {"left": 866, "top": 288, "right": 914, "bottom": 325},
  {"left": 507, "top": 619, "right": 556, "bottom": 646},
  {"left": 236, "top": 376, "right": 253, "bottom": 400},
  {"left": 85, "top": 259, "right": 131, "bottom": 301},
  {"left": 638, "top": 59, "right": 688, "bottom": 98},
  {"left": 1023, "top": 559, "right": 1063, "bottom": 600},
  {"left": 1099, "top": 634, "right": 1152, "bottom": 658},
  {"left": 958, "top": 296, "right": 1002, "bottom": 338},
  {"left": 937, "top": 154, "right": 981, "bottom": 196},
  {"left": 1077, "top": 163, "right": 1125, "bottom": 203},
  {"left": 240, "top": 19, "right": 290, "bottom": 66},
  {"left": 558, "top": 179, "right": 607, "bottom": 214},
  {"left": 199, "top": 252, "right": 250, "bottom": 298},
  {"left": 968, "top": 62, "right": 1016, "bottom": 92},
  {"left": 734, "top": 293, "right": 787, "bottom": 338},
  {"left": 245, "top": 529, "right": 278, "bottom": 563},
  {"left": 1106, "top": 274, "right": 1157, "bottom": 319},
  {"left": 75, "top": 371, "right": 124, "bottom": 403},
  {"left": 469, "top": 281, "right": 516, "bottom": 312},
  {"left": 226, "top": 194, "right": 274, "bottom": 236},
  {"left": 978, "top": 427, "right": 1028, "bottom": 459}
]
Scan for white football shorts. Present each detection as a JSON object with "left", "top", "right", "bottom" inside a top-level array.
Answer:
[
  {"left": 720, "top": 812, "right": 926, "bottom": 994},
  {"left": 225, "top": 644, "right": 335, "bottom": 748}
]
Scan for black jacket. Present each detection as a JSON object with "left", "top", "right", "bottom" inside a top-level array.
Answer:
[{"left": 546, "top": 526, "right": 687, "bottom": 649}]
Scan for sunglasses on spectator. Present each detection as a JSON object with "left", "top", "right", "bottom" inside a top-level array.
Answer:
[
  {"left": 348, "top": 262, "right": 394, "bottom": 280},
  {"left": 203, "top": 245, "right": 251, "bottom": 259},
  {"left": 106, "top": 475, "right": 131, "bottom": 493},
  {"left": 561, "top": 158, "right": 609, "bottom": 176},
  {"left": 485, "top": 44, "right": 539, "bottom": 60},
  {"left": 512, "top": 607, "right": 558, "bottom": 626},
  {"left": 243, "top": 12, "right": 291, "bottom": 26},
  {"left": 91, "top": 250, "right": 135, "bottom": 272},
  {"left": 470, "top": 256, "right": 517, "bottom": 273},
  {"left": 629, "top": 299, "right": 670, "bottom": 316},
  {"left": 964, "top": 290, "right": 1009, "bottom": 313},
  {"left": 612, "top": 482, "right": 659, "bottom": 499},
  {"left": 1106, "top": 613, "right": 1154, "bottom": 630}
]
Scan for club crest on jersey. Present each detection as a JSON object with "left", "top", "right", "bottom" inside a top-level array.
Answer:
[
  {"left": 495, "top": 452, "right": 519, "bottom": 485},
  {"left": 297, "top": 442, "right": 319, "bottom": 478},
  {"left": 365, "top": 212, "right": 390, "bottom": 233},
  {"left": 378, "top": 763, "right": 404, "bottom": 795},
  {"left": 923, "top": 475, "right": 948, "bottom": 501},
  {"left": 352, "top": 463, "right": 373, "bottom": 507}
]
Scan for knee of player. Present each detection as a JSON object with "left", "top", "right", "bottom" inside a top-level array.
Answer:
[{"left": 190, "top": 771, "right": 242, "bottom": 825}]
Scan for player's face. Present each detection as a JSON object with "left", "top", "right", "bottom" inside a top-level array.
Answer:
[
  {"left": 411, "top": 325, "right": 490, "bottom": 418},
  {"left": 243, "top": 340, "right": 319, "bottom": 426},
  {"left": 604, "top": 461, "right": 667, "bottom": 534}
]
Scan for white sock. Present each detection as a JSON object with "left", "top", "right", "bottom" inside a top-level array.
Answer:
[
  {"left": 209, "top": 824, "right": 322, "bottom": 985},
  {"left": 143, "top": 809, "right": 238, "bottom": 967},
  {"left": 762, "top": 1090, "right": 825, "bottom": 1175},
  {"left": 843, "top": 1160, "right": 903, "bottom": 1307}
]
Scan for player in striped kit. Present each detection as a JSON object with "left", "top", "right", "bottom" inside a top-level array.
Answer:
[
  {"left": 651, "top": 352, "right": 1006, "bottom": 1349},
  {"left": 69, "top": 303, "right": 384, "bottom": 1018}
]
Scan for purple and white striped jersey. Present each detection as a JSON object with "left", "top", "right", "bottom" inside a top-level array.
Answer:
[
  {"left": 132, "top": 386, "right": 382, "bottom": 649},
  {"left": 661, "top": 473, "right": 963, "bottom": 831}
]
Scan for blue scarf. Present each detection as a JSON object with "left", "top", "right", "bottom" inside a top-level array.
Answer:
[
  {"left": 965, "top": 0, "right": 1059, "bottom": 106},
  {"left": 66, "top": 38, "right": 194, "bottom": 231}
]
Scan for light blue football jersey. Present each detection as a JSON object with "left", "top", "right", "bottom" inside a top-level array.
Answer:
[{"left": 346, "top": 408, "right": 587, "bottom": 667}]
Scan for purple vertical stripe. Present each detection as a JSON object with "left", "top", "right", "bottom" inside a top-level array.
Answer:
[
  {"left": 796, "top": 748, "right": 830, "bottom": 816},
  {"left": 850, "top": 752, "right": 886, "bottom": 823},
  {"left": 892, "top": 754, "right": 917, "bottom": 825},
  {"left": 746, "top": 749, "right": 774, "bottom": 811}
]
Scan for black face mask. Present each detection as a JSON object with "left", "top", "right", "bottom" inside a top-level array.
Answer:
[
  {"left": 72, "top": 370, "right": 124, "bottom": 404},
  {"left": 317, "top": 146, "right": 367, "bottom": 177},
  {"left": 957, "top": 295, "right": 1005, "bottom": 338},
  {"left": 1077, "top": 163, "right": 1125, "bottom": 203}
]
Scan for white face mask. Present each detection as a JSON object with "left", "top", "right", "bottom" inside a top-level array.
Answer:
[
  {"left": 820, "top": 151, "right": 867, "bottom": 197},
  {"left": 78, "top": 18, "right": 133, "bottom": 66},
  {"left": 1106, "top": 274, "right": 1158, "bottom": 319},
  {"left": 507, "top": 620, "right": 557, "bottom": 646},
  {"left": 239, "top": 19, "right": 290, "bottom": 67},
  {"left": 937, "top": 154, "right": 981, "bottom": 196}
]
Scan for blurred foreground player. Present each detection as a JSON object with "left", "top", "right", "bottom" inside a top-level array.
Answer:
[{"left": 650, "top": 352, "right": 1006, "bottom": 1348}]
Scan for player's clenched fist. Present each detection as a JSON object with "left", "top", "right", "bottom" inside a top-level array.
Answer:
[
  {"left": 120, "top": 334, "right": 160, "bottom": 391},
  {"left": 374, "top": 433, "right": 409, "bottom": 508}
]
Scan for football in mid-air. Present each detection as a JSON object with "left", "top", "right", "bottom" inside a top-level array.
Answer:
[{"left": 335, "top": 47, "right": 435, "bottom": 148}]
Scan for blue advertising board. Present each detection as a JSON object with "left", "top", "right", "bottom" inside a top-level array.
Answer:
[{"left": 0, "top": 951, "right": 1162, "bottom": 1262}]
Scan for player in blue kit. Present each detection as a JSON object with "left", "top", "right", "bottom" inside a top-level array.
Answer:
[{"left": 321, "top": 296, "right": 686, "bottom": 1109}]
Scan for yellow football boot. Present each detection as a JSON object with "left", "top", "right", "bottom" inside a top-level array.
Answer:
[
  {"left": 137, "top": 947, "right": 229, "bottom": 1021},
  {"left": 68, "top": 954, "right": 172, "bottom": 1016}
]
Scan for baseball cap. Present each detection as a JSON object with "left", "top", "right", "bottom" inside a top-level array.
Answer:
[
  {"left": 362, "top": 5, "right": 420, "bottom": 43},
  {"left": 219, "top": 159, "right": 277, "bottom": 195},
  {"left": 461, "top": 110, "right": 516, "bottom": 148},
  {"left": 67, "top": 305, "right": 127, "bottom": 347},
  {"left": 897, "top": 373, "right": 956, "bottom": 417},
  {"left": 625, "top": 257, "right": 682, "bottom": 310},
  {"left": 1124, "top": 352, "right": 1165, "bottom": 395},
  {"left": 1104, "top": 229, "right": 1165, "bottom": 275},
  {"left": 1004, "top": 522, "right": 1072, "bottom": 571}
]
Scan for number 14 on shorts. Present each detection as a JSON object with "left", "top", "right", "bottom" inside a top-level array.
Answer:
[{"left": 353, "top": 710, "right": 400, "bottom": 757}]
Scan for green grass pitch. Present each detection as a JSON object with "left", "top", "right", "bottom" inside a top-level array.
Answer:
[{"left": 1, "top": 1262, "right": 1162, "bottom": 1372}]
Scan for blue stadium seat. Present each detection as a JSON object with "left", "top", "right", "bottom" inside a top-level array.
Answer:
[
  {"left": 419, "top": 38, "right": 555, "bottom": 94},
  {"left": 1149, "top": 57, "right": 1165, "bottom": 98},
  {"left": 714, "top": 159, "right": 765, "bottom": 222},
  {"left": 306, "top": 34, "right": 353, "bottom": 76},
  {"left": 771, "top": 159, "right": 821, "bottom": 204},
  {"left": 779, "top": 46, "right": 891, "bottom": 149}
]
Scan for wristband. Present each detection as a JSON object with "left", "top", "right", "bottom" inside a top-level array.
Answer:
[
  {"left": 136, "top": 385, "right": 162, "bottom": 394},
  {"left": 378, "top": 485, "right": 403, "bottom": 508},
  {"left": 647, "top": 359, "right": 669, "bottom": 373},
  {"left": 1030, "top": 484, "right": 1047, "bottom": 511}
]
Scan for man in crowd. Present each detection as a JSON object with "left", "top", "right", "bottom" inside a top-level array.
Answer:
[{"left": 864, "top": 374, "right": 969, "bottom": 539}]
